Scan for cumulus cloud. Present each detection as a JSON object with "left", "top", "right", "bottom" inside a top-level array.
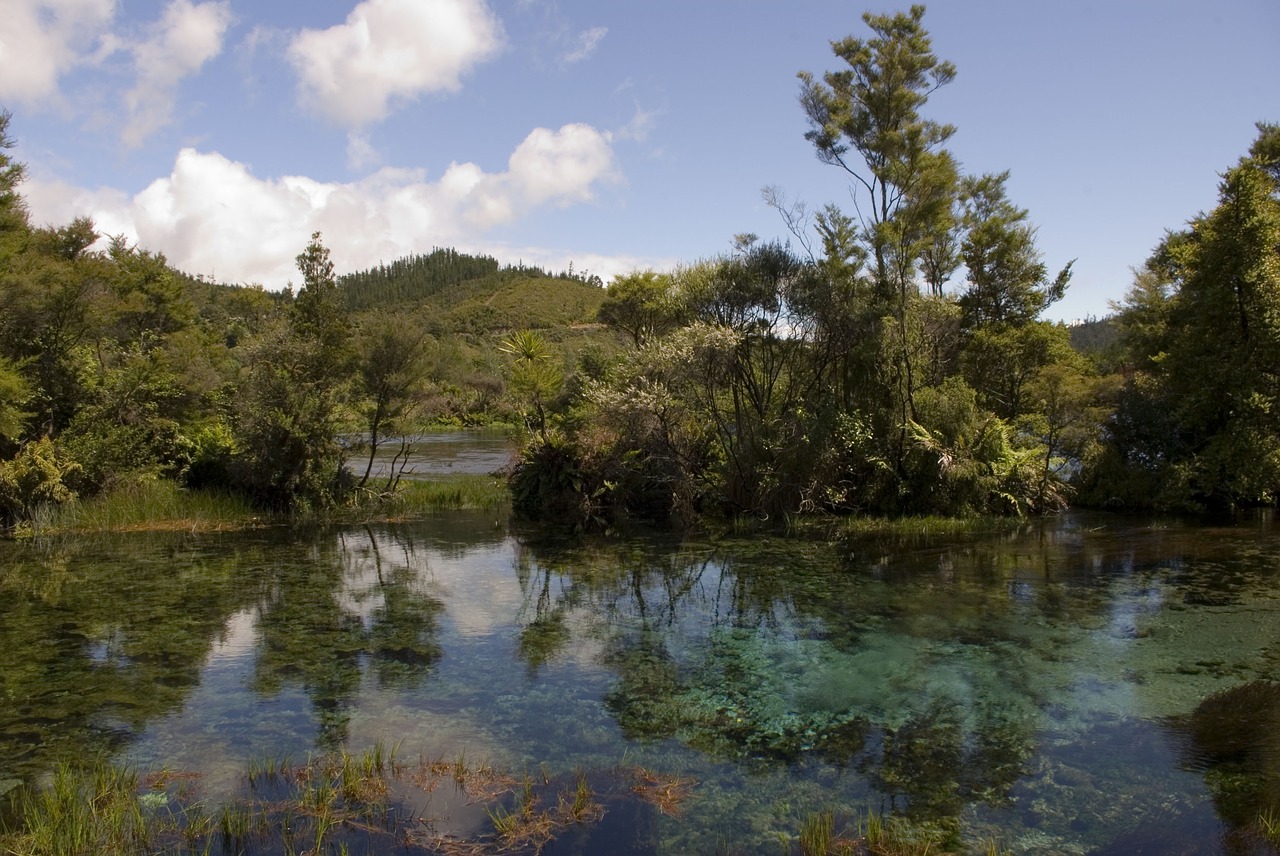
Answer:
[
  {"left": 24, "top": 123, "right": 620, "bottom": 286},
  {"left": 0, "top": 0, "right": 118, "bottom": 106},
  {"left": 123, "top": 0, "right": 233, "bottom": 147},
  {"left": 561, "top": 25, "right": 605, "bottom": 65},
  {"left": 288, "top": 0, "right": 504, "bottom": 128}
]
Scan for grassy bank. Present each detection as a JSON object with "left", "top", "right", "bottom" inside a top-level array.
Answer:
[
  {"left": 15, "top": 474, "right": 512, "bottom": 538},
  {"left": 360, "top": 473, "right": 510, "bottom": 517},
  {"left": 24, "top": 480, "right": 259, "bottom": 536}
]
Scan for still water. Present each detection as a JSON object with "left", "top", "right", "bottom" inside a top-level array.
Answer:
[{"left": 2, "top": 503, "right": 1280, "bottom": 853}]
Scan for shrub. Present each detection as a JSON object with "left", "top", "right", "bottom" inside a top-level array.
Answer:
[{"left": 0, "top": 437, "right": 81, "bottom": 526}]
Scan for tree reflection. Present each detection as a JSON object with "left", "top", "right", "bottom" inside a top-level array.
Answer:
[
  {"left": 0, "top": 535, "right": 263, "bottom": 779},
  {"left": 511, "top": 528, "right": 1058, "bottom": 828},
  {"left": 252, "top": 527, "right": 443, "bottom": 748},
  {"left": 1165, "top": 681, "right": 1280, "bottom": 853}
]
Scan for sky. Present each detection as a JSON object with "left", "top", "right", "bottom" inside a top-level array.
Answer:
[{"left": 1, "top": 0, "right": 1275, "bottom": 322}]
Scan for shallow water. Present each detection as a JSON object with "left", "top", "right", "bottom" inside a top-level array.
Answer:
[
  {"left": 349, "top": 428, "right": 515, "bottom": 481},
  {"left": 2, "top": 509, "right": 1280, "bottom": 854}
]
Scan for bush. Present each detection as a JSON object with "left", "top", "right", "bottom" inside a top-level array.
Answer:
[{"left": 0, "top": 437, "right": 81, "bottom": 526}]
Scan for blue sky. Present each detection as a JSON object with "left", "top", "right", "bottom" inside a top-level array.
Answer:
[{"left": 2, "top": 0, "right": 1275, "bottom": 321}]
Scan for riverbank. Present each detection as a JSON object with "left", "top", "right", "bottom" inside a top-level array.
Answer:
[{"left": 11, "top": 474, "right": 510, "bottom": 538}]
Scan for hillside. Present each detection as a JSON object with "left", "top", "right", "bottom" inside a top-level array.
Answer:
[{"left": 336, "top": 248, "right": 607, "bottom": 334}]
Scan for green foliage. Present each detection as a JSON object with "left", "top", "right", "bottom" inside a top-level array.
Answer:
[
  {"left": 797, "top": 3, "right": 956, "bottom": 299},
  {"left": 902, "top": 377, "right": 1038, "bottom": 516},
  {"left": 597, "top": 269, "right": 683, "bottom": 347},
  {"left": 230, "top": 320, "right": 350, "bottom": 510},
  {"left": 1085, "top": 127, "right": 1280, "bottom": 509},
  {"left": 500, "top": 330, "right": 564, "bottom": 441},
  {"left": 0, "top": 437, "right": 80, "bottom": 526},
  {"left": 29, "top": 478, "right": 255, "bottom": 535},
  {"left": 353, "top": 311, "right": 435, "bottom": 489},
  {"left": 58, "top": 338, "right": 193, "bottom": 491},
  {"left": 959, "top": 172, "right": 1070, "bottom": 328},
  {"left": 0, "top": 110, "right": 28, "bottom": 240},
  {"left": 0, "top": 355, "right": 32, "bottom": 447},
  {"left": 960, "top": 321, "right": 1073, "bottom": 419}
]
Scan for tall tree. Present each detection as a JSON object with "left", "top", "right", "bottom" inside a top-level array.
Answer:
[
  {"left": 798, "top": 4, "right": 957, "bottom": 301},
  {"left": 798, "top": 4, "right": 961, "bottom": 467},
  {"left": 958, "top": 172, "right": 1070, "bottom": 329},
  {"left": 0, "top": 111, "right": 27, "bottom": 242},
  {"left": 1085, "top": 124, "right": 1280, "bottom": 508},
  {"left": 232, "top": 234, "right": 354, "bottom": 509},
  {"left": 354, "top": 311, "right": 433, "bottom": 490}
]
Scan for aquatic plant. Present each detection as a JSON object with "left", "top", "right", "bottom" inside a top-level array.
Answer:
[
  {"left": 798, "top": 810, "right": 836, "bottom": 855},
  {"left": 1184, "top": 680, "right": 1280, "bottom": 768},
  {"left": 5, "top": 762, "right": 149, "bottom": 856},
  {"left": 0, "top": 751, "right": 650, "bottom": 855},
  {"left": 360, "top": 473, "right": 510, "bottom": 515},
  {"left": 779, "top": 809, "right": 958, "bottom": 855}
]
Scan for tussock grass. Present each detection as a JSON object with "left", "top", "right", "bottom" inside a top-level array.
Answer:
[
  {"left": 839, "top": 515, "right": 1028, "bottom": 542},
  {"left": 27, "top": 480, "right": 260, "bottom": 537},
  {"left": 374, "top": 474, "right": 510, "bottom": 515},
  {"left": 781, "top": 808, "right": 982, "bottom": 856}
]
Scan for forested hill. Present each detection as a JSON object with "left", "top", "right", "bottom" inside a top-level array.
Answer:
[
  {"left": 337, "top": 248, "right": 500, "bottom": 310},
  {"left": 1067, "top": 316, "right": 1120, "bottom": 359},
  {"left": 335, "top": 247, "right": 607, "bottom": 333}
]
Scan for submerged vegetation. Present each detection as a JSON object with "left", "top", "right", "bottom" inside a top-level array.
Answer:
[
  {"left": 0, "top": 749, "right": 672, "bottom": 856},
  {"left": 0, "top": 753, "right": 1027, "bottom": 856}
]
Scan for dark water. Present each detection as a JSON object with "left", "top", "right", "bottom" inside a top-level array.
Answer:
[{"left": 3, "top": 505, "right": 1280, "bottom": 853}]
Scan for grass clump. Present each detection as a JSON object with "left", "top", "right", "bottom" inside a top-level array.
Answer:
[
  {"left": 1, "top": 750, "right": 672, "bottom": 856},
  {"left": 5, "top": 762, "right": 149, "bottom": 856},
  {"left": 26, "top": 479, "right": 260, "bottom": 537},
  {"left": 11, "top": 472, "right": 511, "bottom": 538},
  {"left": 373, "top": 473, "right": 509, "bottom": 515},
  {"left": 780, "top": 808, "right": 990, "bottom": 856}
]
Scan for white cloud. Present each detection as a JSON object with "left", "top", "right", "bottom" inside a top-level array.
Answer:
[
  {"left": 0, "top": 0, "right": 118, "bottom": 106},
  {"left": 123, "top": 0, "right": 233, "bottom": 147},
  {"left": 561, "top": 25, "right": 605, "bottom": 65},
  {"left": 24, "top": 123, "right": 621, "bottom": 286},
  {"left": 288, "top": 0, "right": 504, "bottom": 128},
  {"left": 345, "top": 131, "right": 381, "bottom": 171},
  {"left": 610, "top": 105, "right": 658, "bottom": 143}
]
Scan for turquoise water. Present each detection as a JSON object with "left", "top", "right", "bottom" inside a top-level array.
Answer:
[{"left": 2, "top": 510, "right": 1280, "bottom": 853}]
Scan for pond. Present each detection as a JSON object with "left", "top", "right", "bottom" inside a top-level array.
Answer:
[{"left": 2, "top": 502, "right": 1280, "bottom": 854}]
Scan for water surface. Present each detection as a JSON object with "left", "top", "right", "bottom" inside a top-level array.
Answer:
[{"left": 2, "top": 508, "right": 1280, "bottom": 854}]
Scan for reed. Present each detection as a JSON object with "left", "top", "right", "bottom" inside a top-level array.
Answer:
[
  {"left": 798, "top": 810, "right": 835, "bottom": 856},
  {"left": 8, "top": 762, "right": 150, "bottom": 856}
]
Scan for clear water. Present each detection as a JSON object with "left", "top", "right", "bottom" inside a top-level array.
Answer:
[{"left": 2, "top": 508, "right": 1280, "bottom": 854}]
